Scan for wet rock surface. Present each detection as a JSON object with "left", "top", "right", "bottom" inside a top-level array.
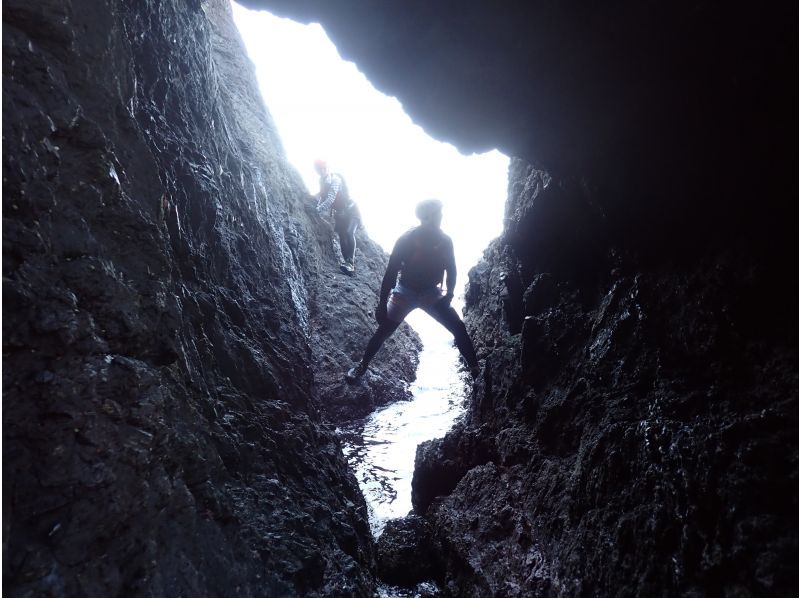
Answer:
[
  {"left": 375, "top": 514, "right": 442, "bottom": 588},
  {"left": 413, "top": 160, "right": 797, "bottom": 595},
  {"left": 3, "top": 0, "right": 418, "bottom": 595},
  {"left": 308, "top": 227, "right": 421, "bottom": 424},
  {"left": 4, "top": 1, "right": 795, "bottom": 596},
  {"left": 249, "top": 0, "right": 793, "bottom": 269}
]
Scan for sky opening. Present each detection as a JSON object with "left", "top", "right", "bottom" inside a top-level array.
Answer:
[{"left": 231, "top": 3, "right": 509, "bottom": 334}]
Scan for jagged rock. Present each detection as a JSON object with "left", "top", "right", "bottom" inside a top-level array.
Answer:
[
  {"left": 4, "top": 0, "right": 795, "bottom": 596},
  {"left": 431, "top": 462, "right": 556, "bottom": 598},
  {"left": 412, "top": 160, "right": 798, "bottom": 595},
  {"left": 412, "top": 421, "right": 496, "bottom": 515},
  {"left": 305, "top": 218, "right": 421, "bottom": 423},
  {"left": 375, "top": 514, "right": 442, "bottom": 587},
  {"left": 3, "top": 0, "right": 418, "bottom": 595},
  {"left": 247, "top": 0, "right": 794, "bottom": 276}
]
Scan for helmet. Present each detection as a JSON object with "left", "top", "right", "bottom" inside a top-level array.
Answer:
[
  {"left": 415, "top": 198, "right": 443, "bottom": 222},
  {"left": 313, "top": 159, "right": 328, "bottom": 172}
]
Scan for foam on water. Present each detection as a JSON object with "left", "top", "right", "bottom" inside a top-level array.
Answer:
[{"left": 340, "top": 309, "right": 469, "bottom": 537}]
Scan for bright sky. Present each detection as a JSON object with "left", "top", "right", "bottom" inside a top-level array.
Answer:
[{"left": 231, "top": 3, "right": 509, "bottom": 303}]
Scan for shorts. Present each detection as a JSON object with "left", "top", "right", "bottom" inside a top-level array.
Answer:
[
  {"left": 333, "top": 201, "right": 361, "bottom": 223},
  {"left": 386, "top": 284, "right": 444, "bottom": 323}
]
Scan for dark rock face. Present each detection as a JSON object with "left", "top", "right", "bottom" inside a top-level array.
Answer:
[
  {"left": 247, "top": 0, "right": 794, "bottom": 269},
  {"left": 246, "top": 1, "right": 792, "bottom": 169},
  {"left": 240, "top": 6, "right": 794, "bottom": 591},
  {"left": 3, "top": 0, "right": 418, "bottom": 595},
  {"left": 413, "top": 160, "right": 797, "bottom": 595},
  {"left": 4, "top": 0, "right": 796, "bottom": 596},
  {"left": 310, "top": 244, "right": 421, "bottom": 422},
  {"left": 375, "top": 514, "right": 442, "bottom": 587}
]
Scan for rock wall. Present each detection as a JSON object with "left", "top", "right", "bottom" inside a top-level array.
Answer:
[
  {"left": 246, "top": 0, "right": 795, "bottom": 267},
  {"left": 412, "top": 160, "right": 797, "bottom": 595},
  {"left": 3, "top": 0, "right": 418, "bottom": 595},
  {"left": 232, "top": 3, "right": 796, "bottom": 594},
  {"left": 4, "top": 0, "right": 795, "bottom": 595}
]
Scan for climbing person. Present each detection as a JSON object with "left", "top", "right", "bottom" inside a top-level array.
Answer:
[
  {"left": 345, "top": 198, "right": 480, "bottom": 382},
  {"left": 313, "top": 159, "right": 360, "bottom": 275}
]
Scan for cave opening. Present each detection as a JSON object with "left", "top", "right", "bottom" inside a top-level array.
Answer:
[
  {"left": 4, "top": 0, "right": 795, "bottom": 594},
  {"left": 232, "top": 2, "right": 511, "bottom": 542},
  {"left": 231, "top": 3, "right": 509, "bottom": 310}
]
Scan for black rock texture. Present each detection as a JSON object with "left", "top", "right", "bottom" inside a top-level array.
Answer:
[
  {"left": 412, "top": 160, "right": 797, "bottom": 595},
  {"left": 375, "top": 514, "right": 442, "bottom": 588},
  {"left": 4, "top": 0, "right": 796, "bottom": 596},
  {"left": 231, "top": 4, "right": 795, "bottom": 594},
  {"left": 246, "top": 0, "right": 795, "bottom": 269},
  {"left": 3, "top": 0, "right": 418, "bottom": 595}
]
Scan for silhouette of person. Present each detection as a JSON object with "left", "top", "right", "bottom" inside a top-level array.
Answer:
[
  {"left": 313, "top": 159, "right": 360, "bottom": 275},
  {"left": 345, "top": 199, "right": 479, "bottom": 382}
]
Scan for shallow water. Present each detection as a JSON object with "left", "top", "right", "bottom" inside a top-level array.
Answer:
[{"left": 340, "top": 311, "right": 469, "bottom": 537}]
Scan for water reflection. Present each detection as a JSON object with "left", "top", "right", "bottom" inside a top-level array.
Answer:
[{"left": 340, "top": 311, "right": 469, "bottom": 537}]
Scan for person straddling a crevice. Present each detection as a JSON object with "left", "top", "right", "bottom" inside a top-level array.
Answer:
[
  {"left": 313, "top": 159, "right": 360, "bottom": 275},
  {"left": 345, "top": 198, "right": 480, "bottom": 383}
]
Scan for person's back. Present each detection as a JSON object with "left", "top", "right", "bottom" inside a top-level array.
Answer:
[
  {"left": 330, "top": 174, "right": 351, "bottom": 212},
  {"left": 317, "top": 171, "right": 351, "bottom": 213},
  {"left": 316, "top": 170, "right": 348, "bottom": 213},
  {"left": 394, "top": 226, "right": 453, "bottom": 291}
]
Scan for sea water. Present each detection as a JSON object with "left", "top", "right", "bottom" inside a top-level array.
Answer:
[{"left": 339, "top": 309, "right": 469, "bottom": 537}]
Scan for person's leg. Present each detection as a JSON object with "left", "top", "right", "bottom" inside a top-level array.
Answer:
[
  {"left": 347, "top": 287, "right": 414, "bottom": 382},
  {"left": 334, "top": 216, "right": 354, "bottom": 263},
  {"left": 362, "top": 319, "right": 401, "bottom": 366},
  {"left": 425, "top": 302, "right": 479, "bottom": 370},
  {"left": 343, "top": 217, "right": 358, "bottom": 264},
  {"left": 346, "top": 319, "right": 401, "bottom": 382}
]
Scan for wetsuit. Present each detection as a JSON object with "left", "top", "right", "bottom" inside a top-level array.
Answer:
[
  {"left": 317, "top": 172, "right": 359, "bottom": 265},
  {"left": 359, "top": 225, "right": 479, "bottom": 370}
]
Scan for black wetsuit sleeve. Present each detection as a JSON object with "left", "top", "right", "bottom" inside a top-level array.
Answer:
[
  {"left": 316, "top": 174, "right": 341, "bottom": 213},
  {"left": 380, "top": 237, "right": 406, "bottom": 304},
  {"left": 443, "top": 237, "right": 456, "bottom": 296}
]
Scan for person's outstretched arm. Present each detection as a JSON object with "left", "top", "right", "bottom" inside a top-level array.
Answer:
[
  {"left": 316, "top": 174, "right": 341, "bottom": 213},
  {"left": 443, "top": 237, "right": 456, "bottom": 301},
  {"left": 376, "top": 239, "right": 404, "bottom": 322}
]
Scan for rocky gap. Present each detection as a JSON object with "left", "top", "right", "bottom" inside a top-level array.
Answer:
[{"left": 4, "top": 1, "right": 796, "bottom": 596}]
